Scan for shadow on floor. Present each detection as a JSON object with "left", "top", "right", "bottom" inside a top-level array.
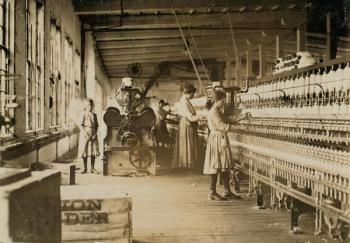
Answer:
[{"left": 133, "top": 240, "right": 154, "bottom": 243}]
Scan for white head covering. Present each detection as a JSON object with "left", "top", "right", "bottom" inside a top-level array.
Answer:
[{"left": 122, "top": 77, "right": 133, "bottom": 87}]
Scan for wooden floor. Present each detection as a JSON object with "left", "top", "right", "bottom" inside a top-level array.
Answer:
[{"left": 62, "top": 159, "right": 331, "bottom": 243}]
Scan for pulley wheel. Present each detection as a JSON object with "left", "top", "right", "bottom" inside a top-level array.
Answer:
[
  {"left": 129, "top": 150, "right": 152, "bottom": 169},
  {"left": 103, "top": 107, "right": 121, "bottom": 127}
]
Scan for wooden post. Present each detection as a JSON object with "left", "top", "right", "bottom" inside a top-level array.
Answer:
[
  {"left": 296, "top": 27, "right": 306, "bottom": 52},
  {"left": 225, "top": 54, "right": 233, "bottom": 87},
  {"left": 326, "top": 12, "right": 337, "bottom": 60},
  {"left": 246, "top": 50, "right": 253, "bottom": 78},
  {"left": 235, "top": 56, "right": 242, "bottom": 87},
  {"left": 276, "top": 35, "right": 283, "bottom": 58},
  {"left": 259, "top": 44, "right": 266, "bottom": 78}
]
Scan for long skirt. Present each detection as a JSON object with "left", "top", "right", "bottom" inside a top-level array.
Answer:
[
  {"left": 78, "top": 129, "right": 100, "bottom": 158},
  {"left": 203, "top": 130, "right": 234, "bottom": 174},
  {"left": 171, "top": 117, "right": 199, "bottom": 168}
]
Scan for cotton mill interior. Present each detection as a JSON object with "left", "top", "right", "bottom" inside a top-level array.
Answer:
[{"left": 0, "top": 0, "right": 349, "bottom": 242}]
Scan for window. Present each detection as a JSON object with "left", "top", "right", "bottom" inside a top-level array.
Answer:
[
  {"left": 74, "top": 50, "right": 81, "bottom": 99},
  {"left": 49, "top": 21, "right": 56, "bottom": 126},
  {"left": 49, "top": 18, "right": 80, "bottom": 129},
  {"left": 49, "top": 76, "right": 57, "bottom": 126},
  {"left": 36, "top": 3, "right": 44, "bottom": 129},
  {"left": 63, "top": 37, "right": 73, "bottom": 126},
  {"left": 49, "top": 20, "right": 61, "bottom": 127},
  {"left": 0, "top": 0, "right": 14, "bottom": 137},
  {"left": 25, "top": 0, "right": 44, "bottom": 132}
]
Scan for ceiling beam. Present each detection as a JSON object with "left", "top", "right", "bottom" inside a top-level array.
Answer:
[
  {"left": 103, "top": 52, "right": 225, "bottom": 62},
  {"left": 97, "top": 36, "right": 301, "bottom": 69},
  {"left": 74, "top": 0, "right": 121, "bottom": 15},
  {"left": 97, "top": 39, "right": 185, "bottom": 50},
  {"left": 102, "top": 50, "right": 233, "bottom": 62},
  {"left": 99, "top": 47, "right": 186, "bottom": 56},
  {"left": 97, "top": 36, "right": 330, "bottom": 71},
  {"left": 96, "top": 33, "right": 285, "bottom": 50},
  {"left": 84, "top": 10, "right": 305, "bottom": 30},
  {"left": 102, "top": 50, "right": 279, "bottom": 67},
  {"left": 98, "top": 45, "right": 241, "bottom": 57},
  {"left": 103, "top": 57, "right": 187, "bottom": 66},
  {"left": 94, "top": 29, "right": 259, "bottom": 42},
  {"left": 103, "top": 52, "right": 187, "bottom": 62},
  {"left": 105, "top": 62, "right": 215, "bottom": 72},
  {"left": 94, "top": 29, "right": 350, "bottom": 42},
  {"left": 108, "top": 11, "right": 301, "bottom": 25},
  {"left": 102, "top": 54, "right": 222, "bottom": 66},
  {"left": 94, "top": 29, "right": 291, "bottom": 43},
  {"left": 107, "top": 65, "right": 217, "bottom": 77},
  {"left": 74, "top": 0, "right": 307, "bottom": 16},
  {"left": 108, "top": 68, "right": 209, "bottom": 77}
]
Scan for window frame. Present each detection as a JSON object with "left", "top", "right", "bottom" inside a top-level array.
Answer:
[
  {"left": 0, "top": 0, "right": 14, "bottom": 138},
  {"left": 25, "top": 0, "right": 44, "bottom": 132}
]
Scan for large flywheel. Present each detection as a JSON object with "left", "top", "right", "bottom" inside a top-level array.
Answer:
[{"left": 128, "top": 150, "right": 152, "bottom": 169}]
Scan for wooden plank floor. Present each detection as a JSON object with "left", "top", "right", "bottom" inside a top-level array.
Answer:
[{"left": 65, "top": 163, "right": 330, "bottom": 243}]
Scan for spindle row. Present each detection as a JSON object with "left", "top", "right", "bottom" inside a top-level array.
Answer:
[
  {"left": 234, "top": 118, "right": 350, "bottom": 150},
  {"left": 239, "top": 61, "right": 350, "bottom": 118},
  {"left": 229, "top": 136, "right": 350, "bottom": 224},
  {"left": 229, "top": 57, "right": 350, "bottom": 237},
  {"left": 228, "top": 132, "right": 350, "bottom": 167}
]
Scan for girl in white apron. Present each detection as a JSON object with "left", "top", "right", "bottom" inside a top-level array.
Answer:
[{"left": 203, "top": 91, "right": 241, "bottom": 200}]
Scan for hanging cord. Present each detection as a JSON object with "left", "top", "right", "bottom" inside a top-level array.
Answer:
[
  {"left": 169, "top": 0, "right": 207, "bottom": 96},
  {"left": 226, "top": 11, "right": 239, "bottom": 58},
  {"left": 226, "top": 10, "right": 241, "bottom": 87},
  {"left": 220, "top": 27, "right": 233, "bottom": 84},
  {"left": 220, "top": 28, "right": 228, "bottom": 52},
  {"left": 184, "top": 14, "right": 211, "bottom": 85}
]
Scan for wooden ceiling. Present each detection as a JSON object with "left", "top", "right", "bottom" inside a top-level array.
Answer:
[{"left": 72, "top": 0, "right": 348, "bottom": 80}]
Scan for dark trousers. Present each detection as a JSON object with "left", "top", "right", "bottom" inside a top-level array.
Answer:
[
  {"left": 82, "top": 156, "right": 95, "bottom": 170},
  {"left": 209, "top": 172, "right": 231, "bottom": 194}
]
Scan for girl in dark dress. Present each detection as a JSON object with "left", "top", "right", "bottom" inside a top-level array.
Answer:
[
  {"left": 172, "top": 84, "right": 200, "bottom": 169},
  {"left": 153, "top": 99, "right": 171, "bottom": 146}
]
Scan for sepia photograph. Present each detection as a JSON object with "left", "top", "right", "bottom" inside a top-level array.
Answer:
[{"left": 0, "top": 0, "right": 349, "bottom": 242}]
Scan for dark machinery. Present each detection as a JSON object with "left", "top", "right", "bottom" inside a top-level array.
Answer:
[{"left": 102, "top": 80, "right": 156, "bottom": 175}]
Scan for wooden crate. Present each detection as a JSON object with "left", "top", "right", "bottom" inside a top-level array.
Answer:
[
  {"left": 61, "top": 186, "right": 132, "bottom": 243},
  {"left": 0, "top": 168, "right": 61, "bottom": 243}
]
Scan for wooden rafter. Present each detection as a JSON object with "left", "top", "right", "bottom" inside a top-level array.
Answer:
[{"left": 73, "top": 0, "right": 307, "bottom": 16}]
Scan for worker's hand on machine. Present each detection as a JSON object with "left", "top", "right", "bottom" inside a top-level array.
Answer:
[
  {"left": 227, "top": 112, "right": 251, "bottom": 124},
  {"left": 244, "top": 112, "right": 252, "bottom": 119},
  {"left": 236, "top": 112, "right": 251, "bottom": 122}
]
